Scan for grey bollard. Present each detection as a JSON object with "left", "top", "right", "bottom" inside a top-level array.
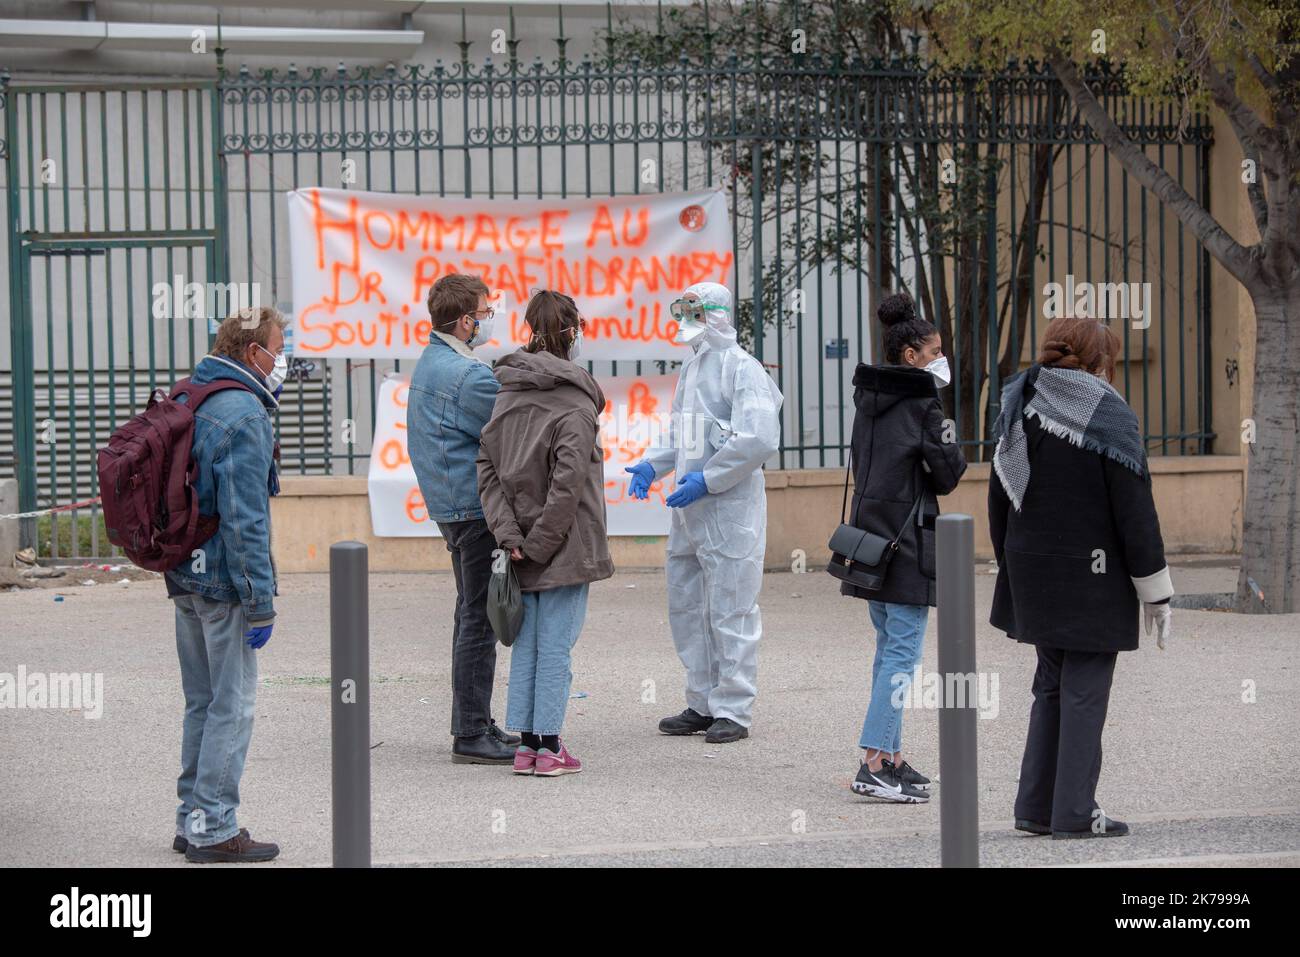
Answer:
[
  {"left": 936, "top": 513, "right": 979, "bottom": 868},
  {"left": 330, "top": 541, "right": 371, "bottom": 868},
  {"left": 0, "top": 479, "right": 20, "bottom": 568}
]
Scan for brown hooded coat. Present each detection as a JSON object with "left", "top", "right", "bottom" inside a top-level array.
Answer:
[{"left": 476, "top": 349, "right": 615, "bottom": 591}]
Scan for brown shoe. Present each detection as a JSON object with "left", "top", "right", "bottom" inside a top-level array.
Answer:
[
  {"left": 174, "top": 827, "right": 251, "bottom": 854},
  {"left": 184, "top": 829, "right": 279, "bottom": 863}
]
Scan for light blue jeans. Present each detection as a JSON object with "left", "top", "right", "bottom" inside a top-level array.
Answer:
[
  {"left": 859, "top": 600, "right": 929, "bottom": 753},
  {"left": 505, "top": 583, "right": 589, "bottom": 736},
  {"left": 173, "top": 593, "right": 258, "bottom": 847}
]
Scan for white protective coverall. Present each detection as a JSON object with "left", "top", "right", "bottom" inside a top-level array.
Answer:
[{"left": 643, "top": 282, "right": 784, "bottom": 727}]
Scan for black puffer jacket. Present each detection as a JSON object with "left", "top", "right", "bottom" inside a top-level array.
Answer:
[{"left": 839, "top": 364, "right": 968, "bottom": 606}]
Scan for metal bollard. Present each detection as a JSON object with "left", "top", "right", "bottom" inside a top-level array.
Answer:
[
  {"left": 936, "top": 513, "right": 979, "bottom": 867},
  {"left": 330, "top": 541, "right": 371, "bottom": 868}
]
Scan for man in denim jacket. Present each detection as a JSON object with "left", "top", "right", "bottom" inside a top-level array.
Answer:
[
  {"left": 409, "top": 274, "right": 519, "bottom": 764},
  {"left": 164, "top": 307, "right": 285, "bottom": 863}
]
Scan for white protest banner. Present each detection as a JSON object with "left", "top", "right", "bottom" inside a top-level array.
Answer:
[
  {"left": 598, "top": 374, "right": 675, "bottom": 536},
  {"left": 287, "top": 187, "right": 733, "bottom": 362},
  {"left": 366, "top": 374, "right": 429, "bottom": 537},
  {"left": 367, "top": 373, "right": 675, "bottom": 538}
]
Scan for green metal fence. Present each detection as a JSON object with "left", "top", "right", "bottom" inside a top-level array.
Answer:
[{"left": 1, "top": 35, "right": 1214, "bottom": 559}]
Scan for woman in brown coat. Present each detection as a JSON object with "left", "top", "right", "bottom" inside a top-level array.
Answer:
[{"left": 477, "top": 290, "right": 614, "bottom": 777}]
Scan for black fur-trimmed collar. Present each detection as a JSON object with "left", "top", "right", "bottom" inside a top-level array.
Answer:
[{"left": 852, "top": 363, "right": 938, "bottom": 398}]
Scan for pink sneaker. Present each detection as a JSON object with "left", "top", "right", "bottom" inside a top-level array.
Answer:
[
  {"left": 513, "top": 746, "right": 537, "bottom": 775},
  {"left": 534, "top": 742, "right": 582, "bottom": 777}
]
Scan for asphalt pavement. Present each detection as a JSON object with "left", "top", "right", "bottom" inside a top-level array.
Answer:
[{"left": 2, "top": 558, "right": 1296, "bottom": 867}]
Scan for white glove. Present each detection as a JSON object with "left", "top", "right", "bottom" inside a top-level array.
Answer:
[{"left": 1144, "top": 602, "right": 1173, "bottom": 650}]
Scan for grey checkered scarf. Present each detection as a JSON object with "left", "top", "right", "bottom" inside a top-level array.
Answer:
[{"left": 992, "top": 365, "right": 1146, "bottom": 511}]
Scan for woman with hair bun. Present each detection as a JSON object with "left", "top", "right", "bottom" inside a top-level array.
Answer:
[
  {"left": 841, "top": 292, "right": 967, "bottom": 803},
  {"left": 990, "top": 316, "right": 1174, "bottom": 839}
]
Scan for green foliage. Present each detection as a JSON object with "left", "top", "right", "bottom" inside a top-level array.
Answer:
[
  {"left": 923, "top": 0, "right": 1297, "bottom": 115},
  {"left": 37, "top": 512, "right": 111, "bottom": 559}
]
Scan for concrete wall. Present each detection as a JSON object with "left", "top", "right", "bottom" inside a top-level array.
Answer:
[{"left": 270, "top": 457, "right": 1245, "bottom": 572}]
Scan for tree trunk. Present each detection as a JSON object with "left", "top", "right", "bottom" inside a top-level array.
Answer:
[{"left": 1236, "top": 266, "right": 1300, "bottom": 613}]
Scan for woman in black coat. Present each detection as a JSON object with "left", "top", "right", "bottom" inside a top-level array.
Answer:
[
  {"left": 989, "top": 316, "right": 1174, "bottom": 839},
  {"left": 841, "top": 294, "right": 967, "bottom": 803}
]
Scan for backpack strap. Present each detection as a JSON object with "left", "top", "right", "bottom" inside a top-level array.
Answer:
[
  {"left": 170, "top": 377, "right": 256, "bottom": 408},
  {"left": 165, "top": 377, "right": 261, "bottom": 556}
]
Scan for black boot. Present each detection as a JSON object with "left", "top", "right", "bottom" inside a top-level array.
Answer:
[
  {"left": 488, "top": 719, "right": 521, "bottom": 747},
  {"left": 658, "top": 708, "right": 713, "bottom": 735},
  {"left": 452, "top": 732, "right": 515, "bottom": 765},
  {"left": 704, "top": 717, "right": 749, "bottom": 744}
]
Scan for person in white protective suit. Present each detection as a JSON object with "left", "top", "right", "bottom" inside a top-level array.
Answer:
[{"left": 625, "top": 282, "right": 783, "bottom": 744}]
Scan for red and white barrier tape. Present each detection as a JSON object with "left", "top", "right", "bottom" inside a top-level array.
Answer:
[{"left": 0, "top": 497, "right": 103, "bottom": 521}]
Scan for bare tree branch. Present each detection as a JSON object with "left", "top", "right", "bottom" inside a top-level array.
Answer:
[
  {"left": 1046, "top": 48, "right": 1259, "bottom": 285},
  {"left": 1155, "top": 1, "right": 1284, "bottom": 170}
]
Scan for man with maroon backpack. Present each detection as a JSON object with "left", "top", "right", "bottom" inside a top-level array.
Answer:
[{"left": 162, "top": 307, "right": 286, "bottom": 863}]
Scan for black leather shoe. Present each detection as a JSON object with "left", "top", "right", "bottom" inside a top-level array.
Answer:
[
  {"left": 704, "top": 718, "right": 749, "bottom": 744},
  {"left": 1015, "top": 819, "right": 1052, "bottom": 836},
  {"left": 1053, "top": 814, "right": 1129, "bottom": 839},
  {"left": 452, "top": 732, "right": 515, "bottom": 764},
  {"left": 488, "top": 719, "right": 521, "bottom": 747},
  {"left": 658, "top": 708, "right": 713, "bottom": 735}
]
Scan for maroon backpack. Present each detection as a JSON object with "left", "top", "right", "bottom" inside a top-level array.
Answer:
[{"left": 98, "top": 377, "right": 256, "bottom": 572}]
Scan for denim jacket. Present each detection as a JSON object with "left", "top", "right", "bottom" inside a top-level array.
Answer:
[
  {"left": 408, "top": 333, "right": 499, "bottom": 522},
  {"left": 164, "top": 354, "right": 280, "bottom": 623}
]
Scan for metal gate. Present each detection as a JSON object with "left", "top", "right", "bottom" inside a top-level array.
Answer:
[
  {"left": 2, "top": 80, "right": 225, "bottom": 558},
  {"left": 213, "top": 49, "right": 1214, "bottom": 474},
  {"left": 1, "top": 42, "right": 1215, "bottom": 559}
]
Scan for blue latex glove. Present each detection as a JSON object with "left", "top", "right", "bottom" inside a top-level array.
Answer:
[
  {"left": 666, "top": 471, "right": 709, "bottom": 508},
  {"left": 625, "top": 461, "right": 655, "bottom": 500},
  {"left": 245, "top": 623, "right": 274, "bottom": 650}
]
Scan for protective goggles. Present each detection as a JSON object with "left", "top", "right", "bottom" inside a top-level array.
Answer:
[{"left": 668, "top": 298, "right": 727, "bottom": 323}]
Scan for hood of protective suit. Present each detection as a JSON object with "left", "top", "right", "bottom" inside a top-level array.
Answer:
[
  {"left": 851, "top": 363, "right": 937, "bottom": 418},
  {"left": 682, "top": 281, "right": 738, "bottom": 352},
  {"left": 495, "top": 348, "right": 605, "bottom": 413}
]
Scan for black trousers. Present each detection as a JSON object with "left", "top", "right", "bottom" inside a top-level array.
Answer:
[
  {"left": 1014, "top": 645, "right": 1118, "bottom": 832},
  {"left": 437, "top": 518, "right": 500, "bottom": 738}
]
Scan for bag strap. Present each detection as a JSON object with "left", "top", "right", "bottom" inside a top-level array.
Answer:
[
  {"left": 840, "top": 447, "right": 854, "bottom": 525},
  {"left": 171, "top": 377, "right": 256, "bottom": 409},
  {"left": 888, "top": 488, "right": 925, "bottom": 552},
  {"left": 843, "top": 446, "right": 924, "bottom": 536}
]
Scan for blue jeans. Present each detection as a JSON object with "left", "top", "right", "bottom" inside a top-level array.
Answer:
[
  {"left": 505, "top": 584, "right": 589, "bottom": 736},
  {"left": 173, "top": 593, "right": 258, "bottom": 847},
  {"left": 859, "top": 600, "right": 929, "bottom": 753}
]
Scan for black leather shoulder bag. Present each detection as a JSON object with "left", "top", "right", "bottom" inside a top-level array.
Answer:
[{"left": 825, "top": 452, "right": 923, "bottom": 592}]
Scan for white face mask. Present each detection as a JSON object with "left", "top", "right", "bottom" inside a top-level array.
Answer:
[
  {"left": 467, "top": 311, "right": 496, "bottom": 348},
  {"left": 674, "top": 318, "right": 708, "bottom": 346},
  {"left": 568, "top": 328, "right": 583, "bottom": 360},
  {"left": 925, "top": 355, "right": 951, "bottom": 387},
  {"left": 256, "top": 343, "right": 288, "bottom": 391}
]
